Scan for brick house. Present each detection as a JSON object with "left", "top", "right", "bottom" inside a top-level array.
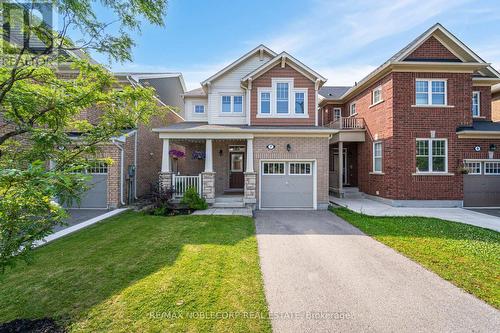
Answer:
[
  {"left": 155, "top": 23, "right": 500, "bottom": 209},
  {"left": 493, "top": 84, "right": 500, "bottom": 121}
]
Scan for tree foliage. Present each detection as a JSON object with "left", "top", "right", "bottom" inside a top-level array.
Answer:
[{"left": 0, "top": 0, "right": 169, "bottom": 273}]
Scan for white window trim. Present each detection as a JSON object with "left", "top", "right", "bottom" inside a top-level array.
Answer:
[
  {"left": 371, "top": 86, "right": 383, "bottom": 106},
  {"left": 220, "top": 94, "right": 245, "bottom": 116},
  {"left": 257, "top": 78, "right": 308, "bottom": 118},
  {"left": 415, "top": 138, "right": 448, "bottom": 174},
  {"left": 333, "top": 107, "right": 341, "bottom": 121},
  {"left": 349, "top": 102, "right": 357, "bottom": 116},
  {"left": 194, "top": 104, "right": 205, "bottom": 114},
  {"left": 288, "top": 162, "right": 312, "bottom": 176},
  {"left": 472, "top": 91, "right": 481, "bottom": 117},
  {"left": 415, "top": 79, "right": 448, "bottom": 106},
  {"left": 372, "top": 141, "right": 383, "bottom": 173},
  {"left": 262, "top": 162, "right": 286, "bottom": 175},
  {"left": 463, "top": 160, "right": 482, "bottom": 175},
  {"left": 484, "top": 161, "right": 500, "bottom": 175}
]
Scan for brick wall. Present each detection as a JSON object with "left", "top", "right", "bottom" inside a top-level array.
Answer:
[
  {"left": 251, "top": 64, "right": 316, "bottom": 126},
  {"left": 253, "top": 136, "right": 329, "bottom": 207},
  {"left": 473, "top": 86, "right": 492, "bottom": 120},
  {"left": 491, "top": 93, "right": 500, "bottom": 121},
  {"left": 405, "top": 36, "right": 460, "bottom": 61}
]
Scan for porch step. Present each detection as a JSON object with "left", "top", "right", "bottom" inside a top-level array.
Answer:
[
  {"left": 212, "top": 196, "right": 245, "bottom": 208},
  {"left": 343, "top": 187, "right": 364, "bottom": 199}
]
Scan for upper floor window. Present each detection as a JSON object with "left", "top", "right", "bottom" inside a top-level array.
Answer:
[
  {"left": 472, "top": 91, "right": 480, "bottom": 117},
  {"left": 416, "top": 138, "right": 447, "bottom": 173},
  {"left": 373, "top": 141, "right": 382, "bottom": 173},
  {"left": 333, "top": 108, "right": 341, "bottom": 121},
  {"left": 221, "top": 95, "right": 244, "bottom": 114},
  {"left": 260, "top": 92, "right": 271, "bottom": 114},
  {"left": 349, "top": 103, "right": 356, "bottom": 116},
  {"left": 295, "top": 92, "right": 305, "bottom": 114},
  {"left": 194, "top": 105, "right": 205, "bottom": 114},
  {"left": 372, "top": 86, "right": 382, "bottom": 105},
  {"left": 415, "top": 79, "right": 447, "bottom": 106},
  {"left": 276, "top": 82, "right": 289, "bottom": 114}
]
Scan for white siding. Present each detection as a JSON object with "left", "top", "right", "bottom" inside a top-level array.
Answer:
[
  {"left": 184, "top": 97, "right": 208, "bottom": 122},
  {"left": 207, "top": 53, "right": 272, "bottom": 125}
]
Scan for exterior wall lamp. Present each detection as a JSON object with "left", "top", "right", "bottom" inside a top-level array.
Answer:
[{"left": 286, "top": 144, "right": 291, "bottom": 152}]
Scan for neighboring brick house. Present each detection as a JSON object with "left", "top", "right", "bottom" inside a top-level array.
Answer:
[
  {"left": 319, "top": 23, "right": 500, "bottom": 207},
  {"left": 493, "top": 84, "right": 500, "bottom": 121},
  {"left": 154, "top": 23, "right": 500, "bottom": 210}
]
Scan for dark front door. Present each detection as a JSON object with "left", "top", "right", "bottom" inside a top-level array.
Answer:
[{"left": 229, "top": 152, "right": 244, "bottom": 188}]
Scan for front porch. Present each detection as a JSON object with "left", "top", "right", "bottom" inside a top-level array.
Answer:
[{"left": 159, "top": 137, "right": 257, "bottom": 207}]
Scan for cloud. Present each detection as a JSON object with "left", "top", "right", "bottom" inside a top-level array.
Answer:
[{"left": 316, "top": 64, "right": 377, "bottom": 86}]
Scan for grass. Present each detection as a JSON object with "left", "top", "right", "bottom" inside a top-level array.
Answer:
[
  {"left": 331, "top": 207, "right": 500, "bottom": 309},
  {"left": 0, "top": 212, "right": 271, "bottom": 333}
]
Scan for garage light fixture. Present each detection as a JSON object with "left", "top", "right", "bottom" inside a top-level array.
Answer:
[{"left": 286, "top": 144, "right": 291, "bottom": 152}]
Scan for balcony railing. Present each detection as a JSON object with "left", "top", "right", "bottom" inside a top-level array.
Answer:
[{"left": 326, "top": 117, "right": 365, "bottom": 130}]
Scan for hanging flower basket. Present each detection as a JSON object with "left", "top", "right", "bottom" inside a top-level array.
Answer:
[
  {"left": 192, "top": 151, "right": 205, "bottom": 160},
  {"left": 169, "top": 149, "right": 185, "bottom": 159}
]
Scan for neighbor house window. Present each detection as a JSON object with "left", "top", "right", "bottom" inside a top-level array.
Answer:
[
  {"left": 350, "top": 103, "right": 356, "bottom": 116},
  {"left": 263, "top": 162, "right": 285, "bottom": 175},
  {"left": 289, "top": 162, "right": 312, "bottom": 175},
  {"left": 416, "top": 139, "right": 447, "bottom": 173},
  {"left": 484, "top": 161, "right": 500, "bottom": 175},
  {"left": 333, "top": 108, "right": 341, "bottom": 121},
  {"left": 260, "top": 91, "right": 271, "bottom": 114},
  {"left": 194, "top": 105, "right": 205, "bottom": 113},
  {"left": 222, "top": 96, "right": 231, "bottom": 112},
  {"left": 233, "top": 96, "right": 243, "bottom": 113},
  {"left": 372, "top": 86, "right": 382, "bottom": 104},
  {"left": 415, "top": 79, "right": 447, "bottom": 105},
  {"left": 472, "top": 91, "right": 480, "bottom": 117},
  {"left": 464, "top": 161, "right": 481, "bottom": 175},
  {"left": 295, "top": 92, "right": 305, "bottom": 114},
  {"left": 373, "top": 142, "right": 382, "bottom": 173},
  {"left": 276, "top": 82, "right": 289, "bottom": 114}
]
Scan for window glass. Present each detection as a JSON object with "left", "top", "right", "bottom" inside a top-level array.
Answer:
[
  {"left": 416, "top": 80, "right": 428, "bottom": 105},
  {"left": 372, "top": 87, "right": 382, "bottom": 104},
  {"left": 260, "top": 92, "right": 270, "bottom": 114},
  {"left": 334, "top": 108, "right": 341, "bottom": 120},
  {"left": 87, "top": 162, "right": 108, "bottom": 174},
  {"left": 289, "top": 162, "right": 311, "bottom": 175},
  {"left": 295, "top": 92, "right": 305, "bottom": 114},
  {"left": 233, "top": 96, "right": 243, "bottom": 113},
  {"left": 194, "top": 105, "right": 205, "bottom": 113},
  {"left": 472, "top": 91, "right": 480, "bottom": 117},
  {"left": 263, "top": 162, "right": 285, "bottom": 175},
  {"left": 276, "top": 83, "right": 289, "bottom": 113},
  {"left": 373, "top": 142, "right": 382, "bottom": 172},
  {"left": 416, "top": 139, "right": 447, "bottom": 173},
  {"left": 416, "top": 140, "right": 429, "bottom": 172},
  {"left": 464, "top": 161, "right": 481, "bottom": 175},
  {"left": 222, "top": 96, "right": 231, "bottom": 112},
  {"left": 485, "top": 162, "right": 500, "bottom": 175},
  {"left": 432, "top": 140, "right": 446, "bottom": 172},
  {"left": 350, "top": 103, "right": 356, "bottom": 115},
  {"left": 431, "top": 81, "right": 446, "bottom": 105}
]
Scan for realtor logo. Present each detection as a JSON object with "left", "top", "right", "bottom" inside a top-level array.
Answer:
[{"left": 1, "top": 1, "right": 54, "bottom": 55}]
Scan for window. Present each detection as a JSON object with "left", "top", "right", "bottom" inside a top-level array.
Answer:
[
  {"left": 415, "top": 79, "right": 447, "bottom": 106},
  {"left": 289, "top": 162, "right": 312, "bottom": 175},
  {"left": 276, "top": 82, "right": 289, "bottom": 114},
  {"left": 87, "top": 162, "right": 108, "bottom": 174},
  {"left": 194, "top": 105, "right": 205, "bottom": 113},
  {"left": 260, "top": 92, "right": 270, "bottom": 114},
  {"left": 372, "top": 86, "right": 382, "bottom": 105},
  {"left": 231, "top": 154, "right": 244, "bottom": 172},
  {"left": 222, "top": 96, "right": 231, "bottom": 112},
  {"left": 350, "top": 103, "right": 356, "bottom": 116},
  {"left": 295, "top": 92, "right": 305, "bottom": 114},
  {"left": 373, "top": 142, "right": 382, "bottom": 173},
  {"left": 233, "top": 96, "right": 242, "bottom": 113},
  {"left": 484, "top": 162, "right": 500, "bottom": 175},
  {"left": 416, "top": 139, "right": 447, "bottom": 173},
  {"left": 263, "top": 162, "right": 285, "bottom": 175},
  {"left": 472, "top": 91, "right": 480, "bottom": 117},
  {"left": 464, "top": 161, "right": 481, "bottom": 175},
  {"left": 333, "top": 108, "right": 341, "bottom": 121}
]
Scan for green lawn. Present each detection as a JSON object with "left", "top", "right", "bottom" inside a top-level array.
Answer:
[
  {"left": 0, "top": 212, "right": 271, "bottom": 333},
  {"left": 331, "top": 207, "right": 500, "bottom": 309}
]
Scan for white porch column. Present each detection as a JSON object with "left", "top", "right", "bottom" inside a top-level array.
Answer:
[
  {"left": 161, "top": 138, "right": 171, "bottom": 172},
  {"left": 246, "top": 138, "right": 254, "bottom": 172},
  {"left": 204, "top": 139, "right": 213, "bottom": 172},
  {"left": 338, "top": 141, "right": 343, "bottom": 197}
]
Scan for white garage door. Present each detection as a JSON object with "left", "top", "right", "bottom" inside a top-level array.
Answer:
[{"left": 260, "top": 161, "right": 314, "bottom": 209}]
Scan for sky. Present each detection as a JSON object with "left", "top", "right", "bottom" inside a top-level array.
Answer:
[{"left": 87, "top": 0, "right": 500, "bottom": 90}]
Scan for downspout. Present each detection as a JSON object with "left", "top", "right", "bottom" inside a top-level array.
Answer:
[
  {"left": 112, "top": 139, "right": 126, "bottom": 206},
  {"left": 134, "top": 131, "right": 138, "bottom": 199}
]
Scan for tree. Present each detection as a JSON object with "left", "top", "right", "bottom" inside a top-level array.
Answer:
[{"left": 0, "top": 0, "right": 169, "bottom": 273}]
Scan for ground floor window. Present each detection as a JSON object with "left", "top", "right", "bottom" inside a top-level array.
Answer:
[
  {"left": 373, "top": 141, "right": 382, "bottom": 173},
  {"left": 416, "top": 139, "right": 447, "bottom": 173}
]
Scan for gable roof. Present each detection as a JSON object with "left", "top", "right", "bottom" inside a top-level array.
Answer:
[
  {"left": 200, "top": 45, "right": 277, "bottom": 86},
  {"left": 319, "top": 86, "right": 351, "bottom": 99},
  {"left": 241, "top": 51, "right": 327, "bottom": 84},
  {"left": 114, "top": 72, "right": 187, "bottom": 93},
  {"left": 183, "top": 87, "right": 206, "bottom": 97}
]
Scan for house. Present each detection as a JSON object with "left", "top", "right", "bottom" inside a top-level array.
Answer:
[
  {"left": 154, "top": 23, "right": 500, "bottom": 210},
  {"left": 67, "top": 72, "right": 186, "bottom": 209},
  {"left": 493, "top": 83, "right": 500, "bottom": 121}
]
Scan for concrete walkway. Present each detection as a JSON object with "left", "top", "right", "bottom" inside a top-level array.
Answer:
[
  {"left": 330, "top": 196, "right": 500, "bottom": 232},
  {"left": 191, "top": 207, "right": 253, "bottom": 217},
  {"left": 255, "top": 211, "right": 499, "bottom": 333}
]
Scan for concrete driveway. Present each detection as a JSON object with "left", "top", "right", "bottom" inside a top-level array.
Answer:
[
  {"left": 54, "top": 209, "right": 111, "bottom": 232},
  {"left": 255, "top": 210, "right": 499, "bottom": 333}
]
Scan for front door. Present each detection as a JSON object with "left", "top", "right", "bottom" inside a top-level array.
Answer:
[{"left": 229, "top": 152, "right": 244, "bottom": 188}]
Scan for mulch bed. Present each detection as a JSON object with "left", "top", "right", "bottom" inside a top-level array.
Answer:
[{"left": 0, "top": 318, "right": 64, "bottom": 333}]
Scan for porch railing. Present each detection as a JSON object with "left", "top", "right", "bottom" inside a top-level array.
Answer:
[
  {"left": 326, "top": 117, "right": 365, "bottom": 130},
  {"left": 172, "top": 174, "right": 202, "bottom": 198}
]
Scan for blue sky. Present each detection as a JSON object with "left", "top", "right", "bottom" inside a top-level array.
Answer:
[{"left": 89, "top": 0, "right": 500, "bottom": 90}]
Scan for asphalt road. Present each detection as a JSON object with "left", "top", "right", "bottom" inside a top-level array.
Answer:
[{"left": 255, "top": 210, "right": 499, "bottom": 333}]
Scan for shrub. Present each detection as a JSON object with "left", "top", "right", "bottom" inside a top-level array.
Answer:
[{"left": 181, "top": 187, "right": 208, "bottom": 210}]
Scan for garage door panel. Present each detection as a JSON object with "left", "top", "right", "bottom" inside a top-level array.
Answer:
[
  {"left": 67, "top": 174, "right": 108, "bottom": 208},
  {"left": 464, "top": 175, "right": 500, "bottom": 207}
]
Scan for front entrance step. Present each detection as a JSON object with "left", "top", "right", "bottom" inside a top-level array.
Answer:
[
  {"left": 343, "top": 187, "right": 364, "bottom": 199},
  {"left": 213, "top": 196, "right": 245, "bottom": 208}
]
